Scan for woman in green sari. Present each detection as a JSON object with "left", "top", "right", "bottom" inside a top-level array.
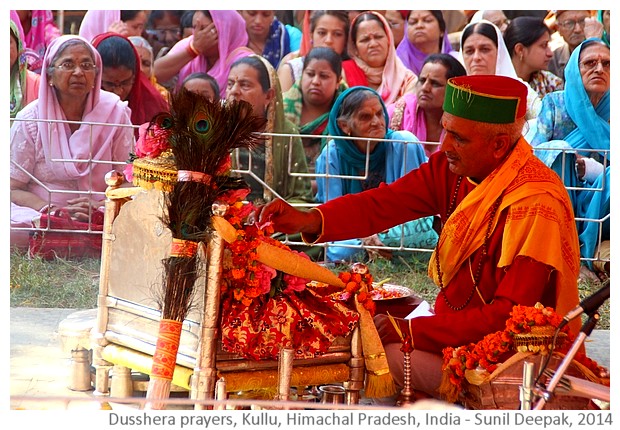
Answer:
[
  {"left": 226, "top": 54, "right": 313, "bottom": 205},
  {"left": 10, "top": 14, "right": 40, "bottom": 118},
  {"left": 283, "top": 47, "right": 347, "bottom": 193}
]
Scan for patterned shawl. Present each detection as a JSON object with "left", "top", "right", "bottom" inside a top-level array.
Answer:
[
  {"left": 262, "top": 17, "right": 291, "bottom": 68},
  {"left": 15, "top": 10, "right": 61, "bottom": 73},
  {"left": 428, "top": 138, "right": 580, "bottom": 332}
]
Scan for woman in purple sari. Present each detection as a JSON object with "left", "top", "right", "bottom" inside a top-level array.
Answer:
[{"left": 396, "top": 11, "right": 457, "bottom": 76}]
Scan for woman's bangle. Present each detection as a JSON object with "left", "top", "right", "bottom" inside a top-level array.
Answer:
[{"left": 187, "top": 40, "right": 200, "bottom": 57}]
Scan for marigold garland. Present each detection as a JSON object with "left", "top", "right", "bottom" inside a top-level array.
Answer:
[
  {"left": 441, "top": 302, "right": 609, "bottom": 400},
  {"left": 337, "top": 268, "right": 376, "bottom": 316},
  {"left": 218, "top": 189, "right": 312, "bottom": 306}
]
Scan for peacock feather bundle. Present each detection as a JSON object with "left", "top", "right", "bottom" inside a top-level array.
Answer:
[{"left": 146, "top": 90, "right": 266, "bottom": 409}]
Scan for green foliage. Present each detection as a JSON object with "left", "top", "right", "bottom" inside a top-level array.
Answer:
[
  {"left": 10, "top": 250, "right": 99, "bottom": 309},
  {"left": 9, "top": 250, "right": 610, "bottom": 330}
]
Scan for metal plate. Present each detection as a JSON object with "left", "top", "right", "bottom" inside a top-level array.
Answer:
[{"left": 371, "top": 284, "right": 414, "bottom": 301}]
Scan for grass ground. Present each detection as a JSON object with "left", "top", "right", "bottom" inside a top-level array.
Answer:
[{"left": 9, "top": 249, "right": 610, "bottom": 329}]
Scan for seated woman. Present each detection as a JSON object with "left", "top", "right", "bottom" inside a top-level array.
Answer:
[
  {"left": 316, "top": 86, "right": 438, "bottom": 263},
  {"left": 282, "top": 47, "right": 348, "bottom": 187},
  {"left": 278, "top": 10, "right": 350, "bottom": 92},
  {"left": 239, "top": 10, "right": 301, "bottom": 69},
  {"left": 459, "top": 20, "right": 541, "bottom": 120},
  {"left": 529, "top": 38, "right": 610, "bottom": 282},
  {"left": 384, "top": 10, "right": 407, "bottom": 47},
  {"left": 92, "top": 33, "right": 169, "bottom": 127},
  {"left": 144, "top": 10, "right": 184, "bottom": 61},
  {"left": 343, "top": 11, "right": 417, "bottom": 105},
  {"left": 469, "top": 10, "right": 511, "bottom": 34},
  {"left": 387, "top": 53, "right": 466, "bottom": 158},
  {"left": 10, "top": 35, "right": 134, "bottom": 249},
  {"left": 153, "top": 10, "right": 253, "bottom": 98},
  {"left": 79, "top": 10, "right": 148, "bottom": 43},
  {"left": 181, "top": 72, "right": 220, "bottom": 102},
  {"left": 128, "top": 36, "right": 170, "bottom": 103},
  {"left": 10, "top": 13, "right": 40, "bottom": 118},
  {"left": 396, "top": 11, "right": 458, "bottom": 76},
  {"left": 225, "top": 55, "right": 313, "bottom": 204},
  {"left": 504, "top": 16, "right": 564, "bottom": 98}
]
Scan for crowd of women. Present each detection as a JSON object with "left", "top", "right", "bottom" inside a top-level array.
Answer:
[{"left": 9, "top": 10, "right": 610, "bottom": 282}]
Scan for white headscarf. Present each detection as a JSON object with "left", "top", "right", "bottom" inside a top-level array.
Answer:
[
  {"left": 459, "top": 19, "right": 541, "bottom": 119},
  {"left": 458, "top": 19, "right": 517, "bottom": 78}
]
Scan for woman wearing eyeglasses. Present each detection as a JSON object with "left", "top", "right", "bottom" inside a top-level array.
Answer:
[
  {"left": 92, "top": 32, "right": 169, "bottom": 127},
  {"left": 10, "top": 35, "right": 134, "bottom": 249},
  {"left": 529, "top": 39, "right": 610, "bottom": 284}
]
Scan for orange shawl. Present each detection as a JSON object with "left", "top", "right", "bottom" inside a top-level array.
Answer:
[{"left": 428, "top": 137, "right": 581, "bottom": 335}]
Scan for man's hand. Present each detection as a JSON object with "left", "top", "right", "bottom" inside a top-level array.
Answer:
[{"left": 256, "top": 198, "right": 322, "bottom": 235}]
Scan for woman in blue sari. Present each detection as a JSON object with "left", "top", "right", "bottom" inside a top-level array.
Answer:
[
  {"left": 529, "top": 38, "right": 610, "bottom": 280},
  {"left": 315, "top": 86, "right": 438, "bottom": 263}
]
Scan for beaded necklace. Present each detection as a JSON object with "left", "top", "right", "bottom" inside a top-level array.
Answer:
[{"left": 435, "top": 176, "right": 504, "bottom": 311}]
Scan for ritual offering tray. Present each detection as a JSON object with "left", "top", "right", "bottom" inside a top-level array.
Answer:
[{"left": 370, "top": 283, "right": 414, "bottom": 301}]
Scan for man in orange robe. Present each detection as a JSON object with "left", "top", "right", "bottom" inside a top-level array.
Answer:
[{"left": 257, "top": 75, "right": 581, "bottom": 401}]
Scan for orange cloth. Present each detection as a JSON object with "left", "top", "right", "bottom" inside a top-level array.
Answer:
[{"left": 428, "top": 138, "right": 581, "bottom": 335}]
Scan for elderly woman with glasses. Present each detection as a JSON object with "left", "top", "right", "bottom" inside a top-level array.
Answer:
[
  {"left": 10, "top": 35, "right": 134, "bottom": 249},
  {"left": 92, "top": 32, "right": 169, "bottom": 127},
  {"left": 529, "top": 38, "right": 610, "bottom": 283}
]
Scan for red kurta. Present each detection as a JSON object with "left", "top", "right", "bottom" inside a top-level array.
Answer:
[{"left": 312, "top": 150, "right": 578, "bottom": 353}]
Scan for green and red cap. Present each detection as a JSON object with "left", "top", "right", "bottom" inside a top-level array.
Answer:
[{"left": 443, "top": 75, "right": 528, "bottom": 124}]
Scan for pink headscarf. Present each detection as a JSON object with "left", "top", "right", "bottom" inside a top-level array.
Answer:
[
  {"left": 10, "top": 10, "right": 25, "bottom": 44},
  {"left": 348, "top": 11, "right": 415, "bottom": 104},
  {"left": 38, "top": 35, "right": 132, "bottom": 190},
  {"left": 12, "top": 10, "right": 61, "bottom": 73},
  {"left": 78, "top": 10, "right": 121, "bottom": 43},
  {"left": 170, "top": 10, "right": 253, "bottom": 97}
]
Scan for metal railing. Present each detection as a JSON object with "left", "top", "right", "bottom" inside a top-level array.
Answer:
[{"left": 9, "top": 118, "right": 610, "bottom": 266}]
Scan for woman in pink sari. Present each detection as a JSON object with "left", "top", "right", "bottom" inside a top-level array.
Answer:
[
  {"left": 387, "top": 53, "right": 465, "bottom": 158},
  {"left": 154, "top": 10, "right": 253, "bottom": 97},
  {"left": 13, "top": 10, "right": 61, "bottom": 74},
  {"left": 79, "top": 10, "right": 148, "bottom": 43},
  {"left": 342, "top": 11, "right": 416, "bottom": 105},
  {"left": 10, "top": 35, "right": 134, "bottom": 249}
]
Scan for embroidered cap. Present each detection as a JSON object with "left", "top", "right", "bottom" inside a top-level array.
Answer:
[{"left": 443, "top": 75, "right": 528, "bottom": 124}]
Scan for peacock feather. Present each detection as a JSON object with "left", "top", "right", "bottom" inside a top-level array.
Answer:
[{"left": 155, "top": 88, "right": 267, "bottom": 324}]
